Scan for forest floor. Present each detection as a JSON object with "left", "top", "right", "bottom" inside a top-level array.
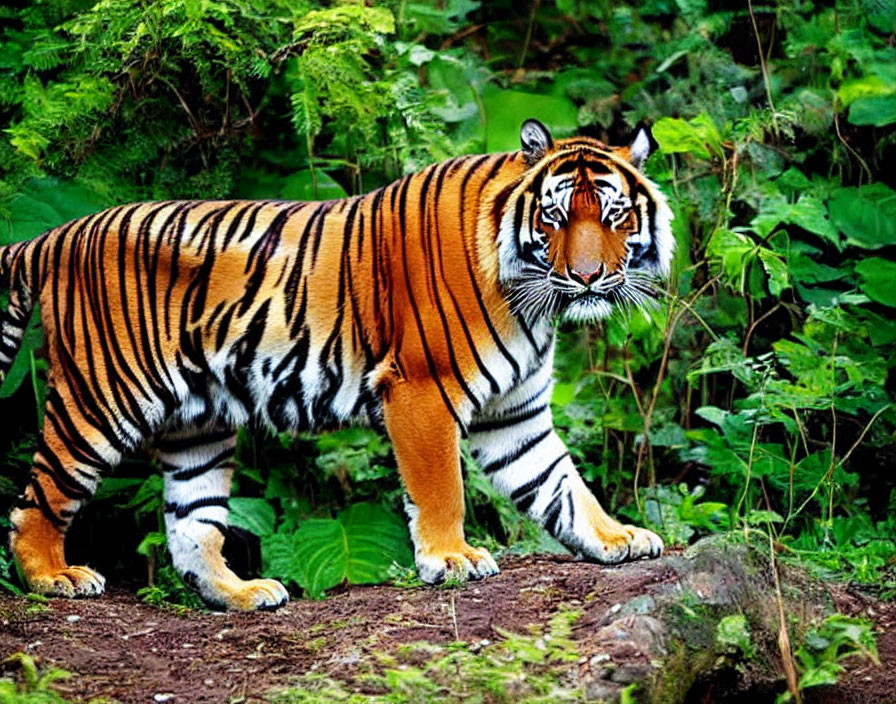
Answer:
[{"left": 0, "top": 553, "right": 892, "bottom": 704}]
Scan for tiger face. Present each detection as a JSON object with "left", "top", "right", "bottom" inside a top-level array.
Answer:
[{"left": 497, "top": 119, "right": 674, "bottom": 323}]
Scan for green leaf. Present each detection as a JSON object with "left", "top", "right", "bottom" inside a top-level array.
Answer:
[
  {"left": 746, "top": 509, "right": 784, "bottom": 525},
  {"left": 0, "top": 316, "right": 41, "bottom": 399},
  {"left": 828, "top": 183, "right": 896, "bottom": 249},
  {"left": 136, "top": 532, "right": 167, "bottom": 558},
  {"left": 758, "top": 248, "right": 790, "bottom": 297},
  {"left": 262, "top": 502, "right": 412, "bottom": 599},
  {"left": 707, "top": 228, "right": 753, "bottom": 289},
  {"left": 848, "top": 94, "right": 896, "bottom": 126},
  {"left": 280, "top": 169, "right": 348, "bottom": 201},
  {"left": 799, "top": 661, "right": 844, "bottom": 689},
  {"left": 789, "top": 195, "right": 841, "bottom": 244},
  {"left": 551, "top": 382, "right": 576, "bottom": 406},
  {"left": 229, "top": 497, "right": 277, "bottom": 537},
  {"left": 716, "top": 614, "right": 755, "bottom": 658},
  {"left": 482, "top": 87, "right": 578, "bottom": 153},
  {"left": 0, "top": 178, "right": 106, "bottom": 244},
  {"left": 854, "top": 258, "right": 896, "bottom": 307},
  {"left": 653, "top": 112, "right": 723, "bottom": 160},
  {"left": 836, "top": 75, "right": 895, "bottom": 106},
  {"left": 339, "top": 502, "right": 413, "bottom": 584}
]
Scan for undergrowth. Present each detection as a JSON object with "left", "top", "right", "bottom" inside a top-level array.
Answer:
[{"left": 271, "top": 606, "right": 591, "bottom": 704}]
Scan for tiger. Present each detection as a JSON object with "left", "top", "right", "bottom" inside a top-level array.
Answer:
[{"left": 0, "top": 119, "right": 673, "bottom": 611}]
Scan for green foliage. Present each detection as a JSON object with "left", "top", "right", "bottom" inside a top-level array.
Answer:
[
  {"left": 777, "top": 615, "right": 879, "bottom": 702},
  {"left": 0, "top": 519, "right": 22, "bottom": 596},
  {"left": 631, "top": 484, "right": 730, "bottom": 546},
  {"left": 0, "top": 653, "right": 73, "bottom": 704},
  {"left": 262, "top": 502, "right": 413, "bottom": 599},
  {"left": 273, "top": 606, "right": 585, "bottom": 703},
  {"left": 135, "top": 564, "right": 202, "bottom": 612},
  {"left": 715, "top": 614, "right": 756, "bottom": 661}
]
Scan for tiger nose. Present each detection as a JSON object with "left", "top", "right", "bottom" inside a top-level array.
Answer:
[{"left": 569, "top": 265, "right": 603, "bottom": 286}]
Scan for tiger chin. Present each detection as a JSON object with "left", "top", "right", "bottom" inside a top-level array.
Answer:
[{"left": 0, "top": 119, "right": 673, "bottom": 611}]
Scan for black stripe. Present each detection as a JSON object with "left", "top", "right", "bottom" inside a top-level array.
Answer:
[
  {"left": 481, "top": 428, "right": 552, "bottom": 475},
  {"left": 164, "top": 496, "right": 230, "bottom": 519},
  {"left": 543, "top": 479, "right": 566, "bottom": 536},
  {"left": 421, "top": 162, "right": 481, "bottom": 410},
  {"left": 197, "top": 518, "right": 229, "bottom": 536},
  {"left": 44, "top": 409, "right": 106, "bottom": 468},
  {"left": 155, "top": 428, "right": 235, "bottom": 453},
  {"left": 458, "top": 156, "right": 522, "bottom": 380},
  {"left": 397, "top": 170, "right": 466, "bottom": 433},
  {"left": 86, "top": 206, "right": 153, "bottom": 434},
  {"left": 162, "top": 447, "right": 236, "bottom": 481},
  {"left": 498, "top": 375, "right": 552, "bottom": 418},
  {"left": 480, "top": 154, "right": 510, "bottom": 191},
  {"left": 26, "top": 478, "right": 67, "bottom": 527},
  {"left": 469, "top": 404, "right": 547, "bottom": 433},
  {"left": 510, "top": 452, "right": 569, "bottom": 509},
  {"left": 431, "top": 162, "right": 501, "bottom": 396}
]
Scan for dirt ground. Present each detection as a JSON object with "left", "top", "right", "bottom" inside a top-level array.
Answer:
[{"left": 0, "top": 554, "right": 892, "bottom": 704}]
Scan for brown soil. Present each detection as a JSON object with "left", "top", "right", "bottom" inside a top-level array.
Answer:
[{"left": 0, "top": 554, "right": 892, "bottom": 704}]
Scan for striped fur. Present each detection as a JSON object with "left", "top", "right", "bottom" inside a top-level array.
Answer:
[{"left": 1, "top": 120, "right": 673, "bottom": 610}]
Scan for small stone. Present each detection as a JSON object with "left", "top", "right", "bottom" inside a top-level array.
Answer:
[
  {"left": 584, "top": 677, "right": 621, "bottom": 702},
  {"left": 595, "top": 615, "right": 666, "bottom": 656},
  {"left": 619, "top": 595, "right": 655, "bottom": 616},
  {"left": 610, "top": 663, "right": 652, "bottom": 685},
  {"left": 203, "top": 680, "right": 213, "bottom": 686},
  {"left": 589, "top": 653, "right": 610, "bottom": 669},
  {"left": 65, "top": 615, "right": 81, "bottom": 623},
  {"left": 153, "top": 694, "right": 175, "bottom": 703}
]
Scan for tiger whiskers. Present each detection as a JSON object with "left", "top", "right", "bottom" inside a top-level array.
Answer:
[
  {"left": 609, "top": 270, "right": 661, "bottom": 309},
  {"left": 506, "top": 266, "right": 563, "bottom": 321}
]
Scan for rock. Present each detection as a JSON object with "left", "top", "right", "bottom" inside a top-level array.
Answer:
[
  {"left": 583, "top": 677, "right": 622, "bottom": 702},
  {"left": 595, "top": 614, "right": 666, "bottom": 656},
  {"left": 610, "top": 663, "right": 653, "bottom": 684},
  {"left": 618, "top": 595, "right": 655, "bottom": 616},
  {"left": 577, "top": 535, "right": 837, "bottom": 702}
]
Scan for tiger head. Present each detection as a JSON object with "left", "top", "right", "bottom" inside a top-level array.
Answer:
[{"left": 494, "top": 119, "right": 674, "bottom": 323}]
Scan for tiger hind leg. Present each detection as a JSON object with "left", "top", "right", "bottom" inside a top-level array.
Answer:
[
  {"left": 9, "top": 390, "right": 120, "bottom": 598},
  {"left": 157, "top": 428, "right": 288, "bottom": 611}
]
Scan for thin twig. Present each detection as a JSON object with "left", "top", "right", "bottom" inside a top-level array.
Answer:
[
  {"left": 633, "top": 274, "right": 722, "bottom": 513},
  {"left": 743, "top": 302, "right": 782, "bottom": 355},
  {"left": 439, "top": 24, "right": 484, "bottom": 50},
  {"left": 770, "top": 530, "right": 802, "bottom": 704},
  {"left": 517, "top": 0, "right": 542, "bottom": 70},
  {"left": 748, "top": 0, "right": 778, "bottom": 135},
  {"left": 833, "top": 107, "right": 873, "bottom": 183}
]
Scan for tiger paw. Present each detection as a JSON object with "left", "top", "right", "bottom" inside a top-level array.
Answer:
[
  {"left": 27, "top": 565, "right": 106, "bottom": 598},
  {"left": 623, "top": 525, "right": 664, "bottom": 560},
  {"left": 584, "top": 524, "right": 664, "bottom": 564},
  {"left": 213, "top": 578, "right": 290, "bottom": 612},
  {"left": 416, "top": 544, "right": 500, "bottom": 584}
]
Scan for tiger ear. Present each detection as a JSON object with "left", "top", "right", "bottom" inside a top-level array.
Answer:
[
  {"left": 626, "top": 127, "right": 652, "bottom": 169},
  {"left": 520, "top": 119, "right": 554, "bottom": 164}
]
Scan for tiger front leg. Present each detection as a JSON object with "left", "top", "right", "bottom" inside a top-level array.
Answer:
[
  {"left": 383, "top": 380, "right": 498, "bottom": 584},
  {"left": 470, "top": 368, "right": 663, "bottom": 563}
]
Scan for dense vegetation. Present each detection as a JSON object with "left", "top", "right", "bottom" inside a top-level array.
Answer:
[{"left": 0, "top": 0, "right": 894, "bottom": 636}]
